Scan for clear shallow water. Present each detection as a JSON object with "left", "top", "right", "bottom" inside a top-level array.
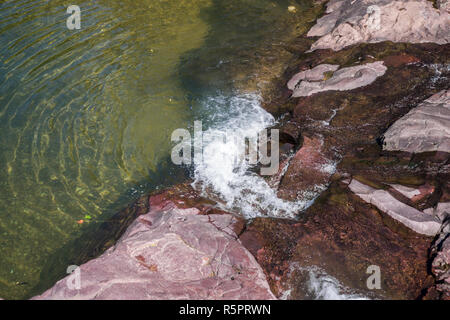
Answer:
[{"left": 0, "top": 0, "right": 317, "bottom": 298}]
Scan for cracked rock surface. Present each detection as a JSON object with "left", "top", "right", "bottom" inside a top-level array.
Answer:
[
  {"left": 383, "top": 89, "right": 450, "bottom": 153},
  {"left": 33, "top": 193, "right": 275, "bottom": 300}
]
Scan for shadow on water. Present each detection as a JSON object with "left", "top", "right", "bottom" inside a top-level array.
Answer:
[
  {"left": 178, "top": 0, "right": 316, "bottom": 98},
  {"left": 28, "top": 156, "right": 189, "bottom": 299},
  {"left": 27, "top": 0, "right": 315, "bottom": 299},
  {"left": 0, "top": 0, "right": 206, "bottom": 299},
  {"left": 1, "top": 0, "right": 320, "bottom": 299}
]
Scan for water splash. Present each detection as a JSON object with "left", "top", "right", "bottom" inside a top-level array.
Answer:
[
  {"left": 192, "top": 93, "right": 312, "bottom": 219},
  {"left": 306, "top": 268, "right": 370, "bottom": 300},
  {"left": 281, "top": 265, "right": 370, "bottom": 300}
]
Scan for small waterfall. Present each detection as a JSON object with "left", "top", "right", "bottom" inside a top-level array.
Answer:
[{"left": 192, "top": 93, "right": 312, "bottom": 219}]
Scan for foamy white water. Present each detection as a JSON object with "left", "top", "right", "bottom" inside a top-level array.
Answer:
[
  {"left": 192, "top": 93, "right": 312, "bottom": 219},
  {"left": 192, "top": 94, "right": 370, "bottom": 300},
  {"left": 306, "top": 268, "right": 370, "bottom": 300},
  {"left": 281, "top": 265, "right": 370, "bottom": 300}
]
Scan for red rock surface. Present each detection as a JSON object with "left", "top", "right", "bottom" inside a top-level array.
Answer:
[
  {"left": 383, "top": 54, "right": 421, "bottom": 67},
  {"left": 239, "top": 180, "right": 435, "bottom": 299},
  {"left": 257, "top": 41, "right": 449, "bottom": 299},
  {"left": 277, "top": 135, "right": 335, "bottom": 202},
  {"left": 33, "top": 191, "right": 275, "bottom": 300},
  {"left": 32, "top": 8, "right": 450, "bottom": 302}
]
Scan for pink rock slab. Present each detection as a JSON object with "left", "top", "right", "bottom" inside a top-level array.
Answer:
[{"left": 33, "top": 200, "right": 276, "bottom": 300}]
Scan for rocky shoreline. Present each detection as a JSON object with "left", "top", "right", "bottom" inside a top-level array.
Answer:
[{"left": 33, "top": 0, "right": 449, "bottom": 300}]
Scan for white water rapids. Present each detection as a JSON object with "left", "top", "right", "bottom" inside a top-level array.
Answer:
[
  {"left": 191, "top": 94, "right": 369, "bottom": 300},
  {"left": 192, "top": 93, "right": 319, "bottom": 219}
]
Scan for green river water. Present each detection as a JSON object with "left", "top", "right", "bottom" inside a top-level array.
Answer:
[{"left": 0, "top": 0, "right": 318, "bottom": 299}]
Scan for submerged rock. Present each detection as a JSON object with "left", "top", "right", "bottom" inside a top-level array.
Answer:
[
  {"left": 288, "top": 6, "right": 297, "bottom": 13},
  {"left": 348, "top": 179, "right": 442, "bottom": 236},
  {"left": 433, "top": 238, "right": 450, "bottom": 299},
  {"left": 308, "top": 0, "right": 450, "bottom": 51},
  {"left": 382, "top": 90, "right": 450, "bottom": 154},
  {"left": 288, "top": 61, "right": 387, "bottom": 97},
  {"left": 33, "top": 191, "right": 275, "bottom": 300},
  {"left": 256, "top": 0, "right": 450, "bottom": 299}
]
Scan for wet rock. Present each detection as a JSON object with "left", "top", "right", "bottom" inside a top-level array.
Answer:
[
  {"left": 277, "top": 135, "right": 335, "bottom": 202},
  {"left": 382, "top": 90, "right": 450, "bottom": 154},
  {"left": 308, "top": 0, "right": 450, "bottom": 51},
  {"left": 348, "top": 179, "right": 442, "bottom": 236},
  {"left": 256, "top": 9, "right": 449, "bottom": 299},
  {"left": 383, "top": 54, "right": 421, "bottom": 67},
  {"left": 240, "top": 181, "right": 433, "bottom": 299},
  {"left": 267, "top": 156, "right": 292, "bottom": 190},
  {"left": 288, "top": 61, "right": 387, "bottom": 97},
  {"left": 287, "top": 266, "right": 370, "bottom": 300},
  {"left": 33, "top": 191, "right": 275, "bottom": 300}
]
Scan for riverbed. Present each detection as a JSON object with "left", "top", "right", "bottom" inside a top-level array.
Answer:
[{"left": 0, "top": 0, "right": 320, "bottom": 299}]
